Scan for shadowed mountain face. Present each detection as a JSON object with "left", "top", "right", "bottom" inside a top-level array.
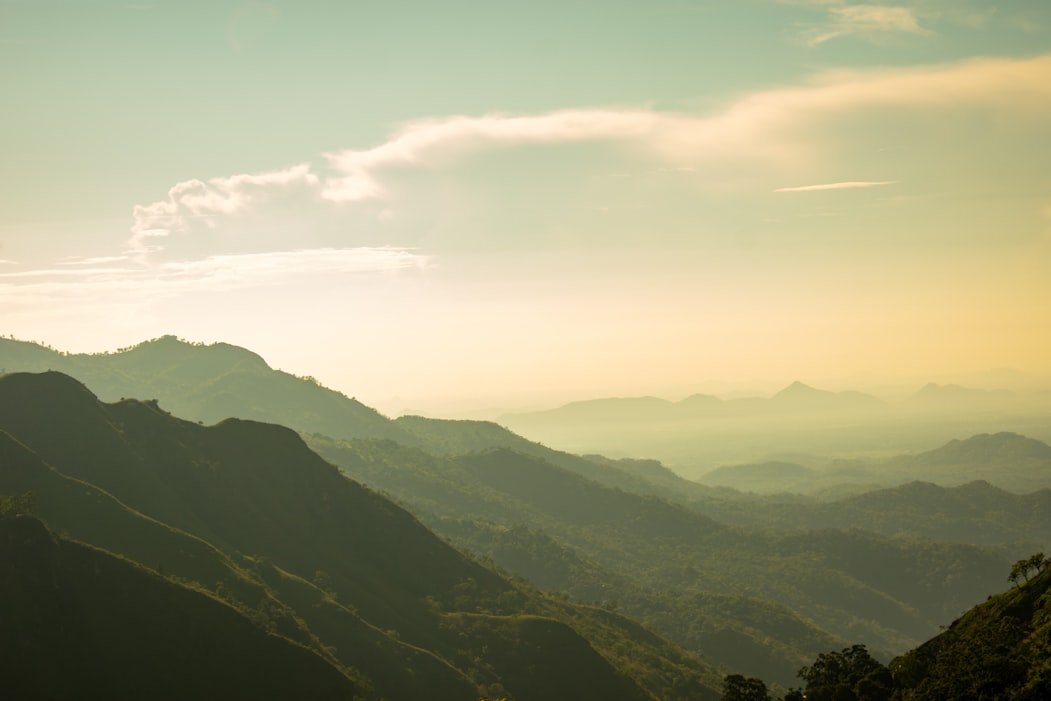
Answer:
[
  {"left": 0, "top": 513, "right": 363, "bottom": 701},
  {"left": 0, "top": 371, "right": 719, "bottom": 701}
]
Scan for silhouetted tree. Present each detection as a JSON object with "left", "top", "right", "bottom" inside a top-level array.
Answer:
[
  {"left": 797, "top": 644, "right": 892, "bottom": 701},
  {"left": 1009, "top": 552, "right": 1047, "bottom": 586},
  {"left": 721, "top": 673, "right": 769, "bottom": 701}
]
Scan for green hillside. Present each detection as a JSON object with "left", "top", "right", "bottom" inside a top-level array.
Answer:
[
  {"left": 0, "top": 338, "right": 1033, "bottom": 689},
  {"left": 308, "top": 435, "right": 1009, "bottom": 685},
  {"left": 0, "top": 512, "right": 364, "bottom": 701},
  {"left": 0, "top": 335, "right": 406, "bottom": 442},
  {"left": 890, "top": 557, "right": 1051, "bottom": 699},
  {"left": 693, "top": 480, "right": 1051, "bottom": 554},
  {"left": 0, "top": 371, "right": 721, "bottom": 700}
]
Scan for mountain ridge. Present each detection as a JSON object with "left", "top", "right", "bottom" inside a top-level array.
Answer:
[{"left": 0, "top": 370, "right": 721, "bottom": 700}]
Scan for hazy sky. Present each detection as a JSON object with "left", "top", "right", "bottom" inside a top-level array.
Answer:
[{"left": 3, "top": 0, "right": 1051, "bottom": 414}]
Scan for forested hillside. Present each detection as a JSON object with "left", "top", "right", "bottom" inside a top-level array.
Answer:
[
  {"left": 0, "top": 337, "right": 1040, "bottom": 690},
  {"left": 0, "top": 371, "right": 722, "bottom": 701}
]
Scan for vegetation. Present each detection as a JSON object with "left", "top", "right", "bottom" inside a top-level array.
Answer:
[
  {"left": 764, "top": 556, "right": 1051, "bottom": 700},
  {"left": 0, "top": 370, "right": 722, "bottom": 700},
  {"left": 1009, "top": 553, "right": 1047, "bottom": 586},
  {"left": 0, "top": 512, "right": 365, "bottom": 700},
  {"left": 3, "top": 337, "right": 1049, "bottom": 694}
]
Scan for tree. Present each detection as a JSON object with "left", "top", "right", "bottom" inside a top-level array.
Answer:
[
  {"left": 1009, "top": 553, "right": 1047, "bottom": 586},
  {"left": 721, "top": 673, "right": 769, "bottom": 701},
  {"left": 797, "top": 644, "right": 892, "bottom": 701}
]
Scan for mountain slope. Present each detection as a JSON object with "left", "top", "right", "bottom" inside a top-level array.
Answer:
[
  {"left": 890, "top": 561, "right": 1051, "bottom": 699},
  {"left": 0, "top": 371, "right": 720, "bottom": 701},
  {"left": 694, "top": 480, "right": 1051, "bottom": 552},
  {"left": 0, "top": 513, "right": 363, "bottom": 701},
  {"left": 880, "top": 432, "right": 1051, "bottom": 492},
  {"left": 0, "top": 336, "right": 676, "bottom": 496},
  {"left": 0, "top": 335, "right": 406, "bottom": 441},
  {"left": 308, "top": 435, "right": 1009, "bottom": 685}
]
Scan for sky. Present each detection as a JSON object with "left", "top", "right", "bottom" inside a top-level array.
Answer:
[{"left": 2, "top": 0, "right": 1051, "bottom": 415}]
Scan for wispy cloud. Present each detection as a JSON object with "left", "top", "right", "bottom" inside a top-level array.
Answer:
[
  {"left": 806, "top": 4, "right": 929, "bottom": 46},
  {"left": 0, "top": 247, "right": 424, "bottom": 296},
  {"left": 126, "top": 53, "right": 1051, "bottom": 257},
  {"left": 774, "top": 180, "right": 897, "bottom": 192},
  {"left": 130, "top": 164, "right": 319, "bottom": 253}
]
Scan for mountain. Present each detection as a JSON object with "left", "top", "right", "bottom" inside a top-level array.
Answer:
[
  {"left": 497, "top": 381, "right": 1051, "bottom": 481},
  {"left": 771, "top": 382, "right": 883, "bottom": 411},
  {"left": 908, "top": 382, "right": 1014, "bottom": 410},
  {"left": 0, "top": 338, "right": 1032, "bottom": 687},
  {"left": 695, "top": 480, "right": 1051, "bottom": 554},
  {"left": 307, "top": 434, "right": 1012, "bottom": 686},
  {"left": 0, "top": 335, "right": 407, "bottom": 442},
  {"left": 693, "top": 433, "right": 1051, "bottom": 495},
  {"left": 881, "top": 432, "right": 1051, "bottom": 492},
  {"left": 889, "top": 558, "right": 1051, "bottom": 699},
  {"left": 698, "top": 461, "right": 816, "bottom": 492},
  {"left": 0, "top": 371, "right": 722, "bottom": 701},
  {"left": 501, "top": 382, "right": 884, "bottom": 427},
  {"left": 0, "top": 512, "right": 364, "bottom": 701},
  {"left": 0, "top": 336, "right": 681, "bottom": 498}
]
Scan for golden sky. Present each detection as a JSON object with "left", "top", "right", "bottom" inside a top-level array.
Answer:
[{"left": 2, "top": 1, "right": 1050, "bottom": 413}]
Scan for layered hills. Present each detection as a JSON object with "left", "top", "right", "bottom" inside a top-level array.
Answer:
[
  {"left": 497, "top": 381, "right": 1051, "bottom": 481},
  {"left": 0, "top": 371, "right": 720, "bottom": 700},
  {"left": 705, "top": 432, "right": 1051, "bottom": 494},
  {"left": 0, "top": 337, "right": 1043, "bottom": 690}
]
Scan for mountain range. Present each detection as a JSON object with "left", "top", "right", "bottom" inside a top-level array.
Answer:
[
  {"left": 704, "top": 432, "right": 1051, "bottom": 494},
  {"left": 0, "top": 370, "right": 719, "bottom": 700},
  {"left": 496, "top": 379, "right": 1051, "bottom": 478},
  {"left": 1, "top": 336, "right": 1047, "bottom": 692}
]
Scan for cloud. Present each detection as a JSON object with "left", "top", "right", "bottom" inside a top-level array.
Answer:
[
  {"left": 806, "top": 4, "right": 929, "bottom": 45},
  {"left": 127, "top": 53, "right": 1051, "bottom": 256},
  {"left": 0, "top": 247, "right": 425, "bottom": 297},
  {"left": 777, "top": 1, "right": 931, "bottom": 46},
  {"left": 319, "top": 110, "right": 667, "bottom": 203},
  {"left": 130, "top": 164, "right": 319, "bottom": 254},
  {"left": 774, "top": 180, "right": 897, "bottom": 192}
]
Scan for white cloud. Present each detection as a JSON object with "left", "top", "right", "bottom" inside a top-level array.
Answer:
[
  {"left": 0, "top": 247, "right": 425, "bottom": 297},
  {"left": 319, "top": 110, "right": 666, "bottom": 203},
  {"left": 774, "top": 180, "right": 897, "bottom": 192},
  {"left": 125, "top": 53, "right": 1051, "bottom": 255},
  {"left": 130, "top": 163, "right": 319, "bottom": 239}
]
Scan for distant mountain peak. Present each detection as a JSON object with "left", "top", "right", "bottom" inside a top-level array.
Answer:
[
  {"left": 772, "top": 381, "right": 836, "bottom": 403},
  {"left": 921, "top": 431, "right": 1051, "bottom": 464},
  {"left": 777, "top": 380, "right": 821, "bottom": 395}
]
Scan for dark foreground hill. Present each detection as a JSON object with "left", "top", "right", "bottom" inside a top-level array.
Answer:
[
  {"left": 0, "top": 371, "right": 721, "bottom": 701},
  {"left": 741, "top": 556, "right": 1051, "bottom": 699},
  {"left": 0, "top": 512, "right": 362, "bottom": 701},
  {"left": 890, "top": 559, "right": 1051, "bottom": 699}
]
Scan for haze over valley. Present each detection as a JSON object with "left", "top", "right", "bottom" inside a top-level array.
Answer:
[{"left": 3, "top": 1, "right": 1051, "bottom": 699}]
